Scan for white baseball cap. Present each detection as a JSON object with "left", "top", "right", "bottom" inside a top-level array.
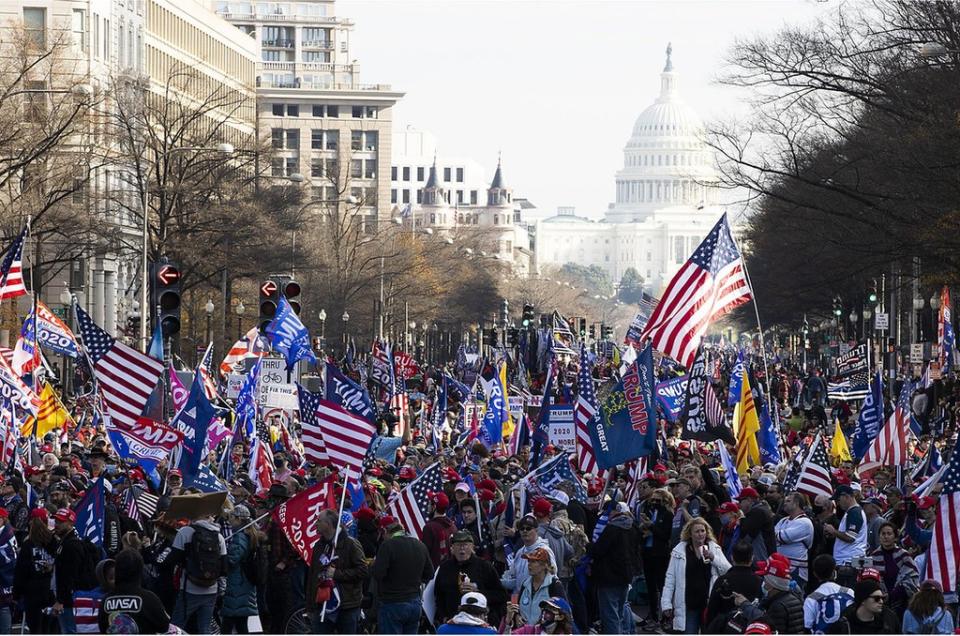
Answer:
[
  {"left": 455, "top": 482, "right": 471, "bottom": 493},
  {"left": 460, "top": 592, "right": 487, "bottom": 610},
  {"left": 548, "top": 490, "right": 570, "bottom": 506}
]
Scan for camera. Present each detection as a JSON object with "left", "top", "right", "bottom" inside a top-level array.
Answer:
[{"left": 850, "top": 556, "right": 867, "bottom": 569}]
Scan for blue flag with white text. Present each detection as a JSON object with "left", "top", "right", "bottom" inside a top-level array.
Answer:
[
  {"left": 266, "top": 296, "right": 317, "bottom": 369},
  {"left": 325, "top": 362, "right": 375, "bottom": 421},
  {"left": 172, "top": 371, "right": 217, "bottom": 483},
  {"left": 728, "top": 350, "right": 744, "bottom": 407},
  {"left": 75, "top": 476, "right": 106, "bottom": 546},
  {"left": 852, "top": 372, "right": 884, "bottom": 461}
]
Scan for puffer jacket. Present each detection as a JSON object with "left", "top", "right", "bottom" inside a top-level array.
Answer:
[
  {"left": 661, "top": 540, "right": 731, "bottom": 632},
  {"left": 740, "top": 588, "right": 805, "bottom": 635},
  {"left": 221, "top": 531, "right": 257, "bottom": 618},
  {"left": 537, "top": 524, "right": 573, "bottom": 580}
]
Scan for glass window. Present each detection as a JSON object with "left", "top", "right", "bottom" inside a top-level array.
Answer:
[
  {"left": 417, "top": 167, "right": 424, "bottom": 181},
  {"left": 391, "top": 166, "right": 397, "bottom": 180},
  {"left": 272, "top": 103, "right": 284, "bottom": 116},
  {"left": 312, "top": 104, "right": 324, "bottom": 117},
  {"left": 417, "top": 190, "right": 423, "bottom": 204},
  {"left": 456, "top": 168, "right": 463, "bottom": 182},
  {"left": 402, "top": 190, "right": 410, "bottom": 203},
  {"left": 402, "top": 167, "right": 410, "bottom": 181},
  {"left": 365, "top": 106, "right": 378, "bottom": 118},
  {"left": 363, "top": 131, "right": 378, "bottom": 151},
  {"left": 391, "top": 189, "right": 397, "bottom": 204},
  {"left": 325, "top": 130, "right": 338, "bottom": 150},
  {"left": 470, "top": 190, "right": 477, "bottom": 205},
  {"left": 72, "top": 9, "right": 87, "bottom": 52},
  {"left": 311, "top": 129, "right": 323, "bottom": 149},
  {"left": 351, "top": 105, "right": 363, "bottom": 118},
  {"left": 443, "top": 167, "right": 451, "bottom": 181},
  {"left": 311, "top": 159, "right": 322, "bottom": 177},
  {"left": 271, "top": 128, "right": 283, "bottom": 148},
  {"left": 351, "top": 130, "right": 362, "bottom": 151},
  {"left": 324, "top": 158, "right": 337, "bottom": 176},
  {"left": 350, "top": 159, "right": 362, "bottom": 178},
  {"left": 285, "top": 157, "right": 298, "bottom": 176},
  {"left": 303, "top": 51, "right": 329, "bottom": 63},
  {"left": 327, "top": 105, "right": 338, "bottom": 117},
  {"left": 457, "top": 190, "right": 463, "bottom": 204},
  {"left": 364, "top": 160, "right": 375, "bottom": 179},
  {"left": 23, "top": 8, "right": 45, "bottom": 47},
  {"left": 285, "top": 129, "right": 299, "bottom": 149},
  {"left": 287, "top": 104, "right": 298, "bottom": 116},
  {"left": 271, "top": 158, "right": 284, "bottom": 177}
]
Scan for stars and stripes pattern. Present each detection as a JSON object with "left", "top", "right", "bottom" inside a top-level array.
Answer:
[
  {"left": 639, "top": 214, "right": 751, "bottom": 368},
  {"left": 123, "top": 485, "right": 159, "bottom": 523},
  {"left": 248, "top": 417, "right": 275, "bottom": 492},
  {"left": 219, "top": 327, "right": 267, "bottom": 376},
  {"left": 387, "top": 462, "right": 443, "bottom": 539},
  {"left": 795, "top": 432, "right": 833, "bottom": 500},
  {"left": 298, "top": 385, "right": 375, "bottom": 477},
  {"left": 574, "top": 344, "right": 601, "bottom": 476},
  {"left": 705, "top": 377, "right": 727, "bottom": 429},
  {"left": 858, "top": 380, "right": 911, "bottom": 475},
  {"left": 0, "top": 226, "right": 27, "bottom": 300},
  {"left": 925, "top": 430, "right": 960, "bottom": 593},
  {"left": 75, "top": 305, "right": 163, "bottom": 430},
  {"left": 0, "top": 400, "right": 16, "bottom": 468}
]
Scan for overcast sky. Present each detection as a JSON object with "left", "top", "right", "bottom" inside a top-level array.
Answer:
[{"left": 342, "top": 0, "right": 831, "bottom": 218}]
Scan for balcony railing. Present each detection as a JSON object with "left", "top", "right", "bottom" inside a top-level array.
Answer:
[
  {"left": 262, "top": 38, "right": 295, "bottom": 48},
  {"left": 257, "top": 76, "right": 392, "bottom": 91},
  {"left": 218, "top": 11, "right": 341, "bottom": 24},
  {"left": 301, "top": 39, "right": 331, "bottom": 48}
]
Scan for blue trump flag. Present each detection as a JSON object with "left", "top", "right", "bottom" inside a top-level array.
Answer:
[
  {"left": 852, "top": 372, "right": 884, "bottom": 461},
  {"left": 527, "top": 451, "right": 587, "bottom": 503},
  {"left": 187, "top": 464, "right": 228, "bottom": 493},
  {"left": 235, "top": 357, "right": 262, "bottom": 438},
  {"left": 728, "top": 350, "right": 744, "bottom": 407},
  {"left": 587, "top": 345, "right": 657, "bottom": 469},
  {"left": 480, "top": 365, "right": 509, "bottom": 446},
  {"left": 172, "top": 371, "right": 217, "bottom": 483},
  {"left": 75, "top": 476, "right": 106, "bottom": 546},
  {"left": 529, "top": 361, "right": 554, "bottom": 470},
  {"left": 266, "top": 296, "right": 317, "bottom": 369},
  {"left": 325, "top": 362, "right": 375, "bottom": 420},
  {"left": 718, "top": 442, "right": 742, "bottom": 499},
  {"left": 655, "top": 376, "right": 688, "bottom": 423},
  {"left": 757, "top": 390, "right": 782, "bottom": 465}
]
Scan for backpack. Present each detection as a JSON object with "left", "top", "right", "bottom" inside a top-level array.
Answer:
[
  {"left": 918, "top": 610, "right": 945, "bottom": 634},
  {"left": 242, "top": 539, "right": 268, "bottom": 587},
  {"left": 185, "top": 524, "right": 222, "bottom": 587},
  {"left": 808, "top": 588, "right": 854, "bottom": 634},
  {"left": 77, "top": 540, "right": 101, "bottom": 591}
]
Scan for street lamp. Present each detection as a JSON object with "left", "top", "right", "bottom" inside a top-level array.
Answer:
[
  {"left": 205, "top": 299, "right": 215, "bottom": 346},
  {"left": 139, "top": 143, "right": 236, "bottom": 352},
  {"left": 318, "top": 309, "right": 326, "bottom": 339},
  {"left": 931, "top": 293, "right": 941, "bottom": 311},
  {"left": 59, "top": 287, "right": 74, "bottom": 392},
  {"left": 341, "top": 310, "right": 350, "bottom": 354},
  {"left": 235, "top": 300, "right": 245, "bottom": 339},
  {"left": 913, "top": 296, "right": 925, "bottom": 311}
]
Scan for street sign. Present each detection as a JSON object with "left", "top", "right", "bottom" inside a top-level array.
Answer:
[
  {"left": 260, "top": 280, "right": 277, "bottom": 297},
  {"left": 874, "top": 313, "right": 889, "bottom": 330},
  {"left": 910, "top": 343, "right": 924, "bottom": 364},
  {"left": 257, "top": 357, "right": 300, "bottom": 404}
]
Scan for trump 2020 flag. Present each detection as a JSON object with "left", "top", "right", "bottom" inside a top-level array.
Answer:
[
  {"left": 75, "top": 476, "right": 106, "bottom": 546},
  {"left": 852, "top": 372, "right": 884, "bottom": 461},
  {"left": 266, "top": 296, "right": 317, "bottom": 370},
  {"left": 588, "top": 345, "right": 657, "bottom": 469},
  {"left": 172, "top": 371, "right": 217, "bottom": 482}
]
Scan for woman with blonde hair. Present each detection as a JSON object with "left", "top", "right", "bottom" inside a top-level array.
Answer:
[{"left": 661, "top": 517, "right": 731, "bottom": 634}]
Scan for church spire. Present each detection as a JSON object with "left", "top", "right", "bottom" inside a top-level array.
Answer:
[
  {"left": 487, "top": 154, "right": 510, "bottom": 207},
  {"left": 424, "top": 155, "right": 445, "bottom": 206}
]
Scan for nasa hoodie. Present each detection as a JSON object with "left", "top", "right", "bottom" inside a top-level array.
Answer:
[{"left": 97, "top": 555, "right": 170, "bottom": 634}]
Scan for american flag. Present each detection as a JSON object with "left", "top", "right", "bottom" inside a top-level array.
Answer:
[
  {"left": 387, "top": 461, "right": 444, "bottom": 538},
  {"left": 298, "top": 386, "right": 375, "bottom": 477},
  {"left": 925, "top": 430, "right": 960, "bottom": 592},
  {"left": 75, "top": 305, "right": 163, "bottom": 429},
  {"left": 574, "top": 344, "right": 601, "bottom": 476},
  {"left": 248, "top": 417, "right": 275, "bottom": 492},
  {"left": 795, "top": 432, "right": 833, "bottom": 500},
  {"left": 858, "top": 380, "right": 910, "bottom": 475},
  {"left": 389, "top": 366, "right": 409, "bottom": 440},
  {"left": 0, "top": 226, "right": 27, "bottom": 300},
  {"left": 639, "top": 214, "right": 751, "bottom": 368},
  {"left": 0, "top": 399, "right": 16, "bottom": 468},
  {"left": 123, "top": 485, "right": 159, "bottom": 523}
]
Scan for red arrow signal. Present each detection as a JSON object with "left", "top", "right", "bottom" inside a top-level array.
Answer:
[
  {"left": 260, "top": 280, "right": 278, "bottom": 297},
  {"left": 157, "top": 265, "right": 181, "bottom": 285}
]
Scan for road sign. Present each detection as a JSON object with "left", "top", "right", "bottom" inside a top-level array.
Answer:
[
  {"left": 157, "top": 265, "right": 181, "bottom": 285},
  {"left": 257, "top": 357, "right": 299, "bottom": 404},
  {"left": 910, "top": 343, "right": 924, "bottom": 364},
  {"left": 260, "top": 280, "right": 277, "bottom": 297},
  {"left": 874, "top": 313, "right": 889, "bottom": 330}
]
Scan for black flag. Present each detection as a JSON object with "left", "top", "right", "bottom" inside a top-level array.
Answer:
[{"left": 679, "top": 347, "right": 735, "bottom": 444}]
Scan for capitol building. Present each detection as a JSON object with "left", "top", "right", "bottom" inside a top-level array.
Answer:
[{"left": 534, "top": 44, "right": 728, "bottom": 294}]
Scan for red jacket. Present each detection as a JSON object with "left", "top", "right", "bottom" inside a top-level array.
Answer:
[{"left": 422, "top": 515, "right": 457, "bottom": 569}]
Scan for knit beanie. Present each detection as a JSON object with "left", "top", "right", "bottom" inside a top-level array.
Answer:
[
  {"left": 854, "top": 579, "right": 882, "bottom": 606},
  {"left": 764, "top": 573, "right": 791, "bottom": 592}
]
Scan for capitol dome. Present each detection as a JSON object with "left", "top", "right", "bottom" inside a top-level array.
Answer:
[{"left": 606, "top": 43, "right": 719, "bottom": 223}]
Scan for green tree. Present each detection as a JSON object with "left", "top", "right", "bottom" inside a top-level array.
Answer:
[
  {"left": 560, "top": 263, "right": 613, "bottom": 296},
  {"left": 618, "top": 268, "right": 644, "bottom": 304}
]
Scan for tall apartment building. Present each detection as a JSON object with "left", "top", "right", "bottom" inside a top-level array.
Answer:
[{"left": 213, "top": 0, "right": 403, "bottom": 227}]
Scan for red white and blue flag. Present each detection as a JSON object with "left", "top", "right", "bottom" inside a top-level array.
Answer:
[
  {"left": 926, "top": 431, "right": 960, "bottom": 593},
  {"left": 388, "top": 462, "right": 444, "bottom": 538},
  {"left": 0, "top": 226, "right": 27, "bottom": 300},
  {"left": 858, "top": 380, "right": 910, "bottom": 475},
  {"left": 298, "top": 385, "right": 375, "bottom": 477},
  {"left": 639, "top": 214, "right": 751, "bottom": 368},
  {"left": 574, "top": 343, "right": 601, "bottom": 476}
]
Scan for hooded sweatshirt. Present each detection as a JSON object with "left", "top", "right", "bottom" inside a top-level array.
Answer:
[
  {"left": 537, "top": 524, "right": 573, "bottom": 580},
  {"left": 588, "top": 513, "right": 638, "bottom": 586},
  {"left": 500, "top": 538, "right": 556, "bottom": 592}
]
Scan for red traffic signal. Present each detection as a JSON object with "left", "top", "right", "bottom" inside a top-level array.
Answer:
[
  {"left": 157, "top": 265, "right": 181, "bottom": 286},
  {"left": 284, "top": 281, "right": 301, "bottom": 298},
  {"left": 260, "top": 280, "right": 278, "bottom": 298}
]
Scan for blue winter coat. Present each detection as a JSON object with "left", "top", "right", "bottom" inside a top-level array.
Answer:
[{"left": 221, "top": 531, "right": 258, "bottom": 618}]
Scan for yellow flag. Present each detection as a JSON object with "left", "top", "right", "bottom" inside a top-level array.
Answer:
[
  {"left": 733, "top": 373, "right": 760, "bottom": 474},
  {"left": 21, "top": 382, "right": 74, "bottom": 438},
  {"left": 500, "top": 361, "right": 515, "bottom": 439},
  {"left": 830, "top": 418, "right": 852, "bottom": 466}
]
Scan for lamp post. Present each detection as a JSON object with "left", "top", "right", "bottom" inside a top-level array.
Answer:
[
  {"left": 914, "top": 296, "right": 925, "bottom": 341},
  {"left": 235, "top": 300, "right": 245, "bottom": 339},
  {"left": 139, "top": 143, "right": 236, "bottom": 353},
  {"left": 204, "top": 299, "right": 215, "bottom": 364},
  {"left": 59, "top": 287, "right": 74, "bottom": 393},
  {"left": 319, "top": 309, "right": 326, "bottom": 339},
  {"left": 342, "top": 310, "right": 350, "bottom": 355}
]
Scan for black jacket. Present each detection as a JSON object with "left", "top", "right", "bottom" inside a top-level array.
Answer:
[
  {"left": 827, "top": 604, "right": 900, "bottom": 634},
  {"left": 54, "top": 530, "right": 85, "bottom": 607},
  {"left": 587, "top": 516, "right": 637, "bottom": 586},
  {"left": 706, "top": 565, "right": 763, "bottom": 623},
  {"left": 741, "top": 501, "right": 776, "bottom": 559},
  {"left": 638, "top": 501, "right": 673, "bottom": 559},
  {"left": 371, "top": 532, "right": 433, "bottom": 603},
  {"left": 742, "top": 589, "right": 805, "bottom": 635},
  {"left": 306, "top": 532, "right": 368, "bottom": 611},
  {"left": 434, "top": 555, "right": 507, "bottom": 626},
  {"left": 12, "top": 538, "right": 55, "bottom": 607},
  {"left": 98, "top": 585, "right": 170, "bottom": 634}
]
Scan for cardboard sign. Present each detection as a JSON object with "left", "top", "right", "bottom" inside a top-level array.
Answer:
[
  {"left": 548, "top": 406, "right": 576, "bottom": 455},
  {"left": 263, "top": 383, "right": 299, "bottom": 410},
  {"left": 508, "top": 396, "right": 525, "bottom": 421}
]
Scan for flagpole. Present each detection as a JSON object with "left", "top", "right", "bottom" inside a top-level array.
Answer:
[{"left": 321, "top": 466, "right": 351, "bottom": 622}]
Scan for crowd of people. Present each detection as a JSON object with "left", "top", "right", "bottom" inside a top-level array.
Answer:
[{"left": 0, "top": 347, "right": 958, "bottom": 636}]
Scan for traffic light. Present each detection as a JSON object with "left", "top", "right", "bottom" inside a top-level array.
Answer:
[
  {"left": 507, "top": 327, "right": 520, "bottom": 347},
  {"left": 832, "top": 296, "right": 842, "bottom": 317},
  {"left": 578, "top": 318, "right": 587, "bottom": 338},
  {"left": 867, "top": 279, "right": 878, "bottom": 304},
  {"left": 521, "top": 303, "right": 535, "bottom": 328},
  {"left": 588, "top": 324, "right": 596, "bottom": 340},
  {"left": 284, "top": 279, "right": 302, "bottom": 315},
  {"left": 258, "top": 279, "right": 279, "bottom": 332},
  {"left": 151, "top": 258, "right": 181, "bottom": 336},
  {"left": 481, "top": 328, "right": 498, "bottom": 347},
  {"left": 601, "top": 323, "right": 613, "bottom": 340}
]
